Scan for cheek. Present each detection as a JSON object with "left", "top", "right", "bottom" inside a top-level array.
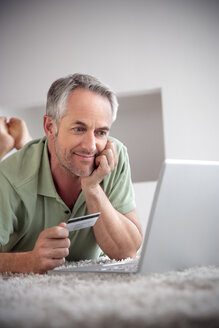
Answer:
[
  {"left": 55, "top": 135, "right": 73, "bottom": 154},
  {"left": 96, "top": 139, "right": 108, "bottom": 153},
  {"left": 58, "top": 133, "right": 76, "bottom": 148}
]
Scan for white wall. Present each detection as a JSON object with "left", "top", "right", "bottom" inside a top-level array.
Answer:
[
  {"left": 112, "top": 90, "right": 165, "bottom": 182},
  {"left": 1, "top": 0, "right": 219, "bottom": 161}
]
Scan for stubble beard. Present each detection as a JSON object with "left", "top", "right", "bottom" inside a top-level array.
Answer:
[{"left": 54, "top": 139, "right": 95, "bottom": 177}]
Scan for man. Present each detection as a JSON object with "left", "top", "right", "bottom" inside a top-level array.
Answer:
[{"left": 0, "top": 74, "right": 143, "bottom": 274}]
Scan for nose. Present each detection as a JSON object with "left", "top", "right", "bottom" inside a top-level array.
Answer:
[{"left": 81, "top": 132, "right": 96, "bottom": 154}]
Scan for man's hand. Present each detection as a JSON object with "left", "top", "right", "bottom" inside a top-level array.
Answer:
[
  {"left": 80, "top": 139, "right": 143, "bottom": 260},
  {"left": 29, "top": 223, "right": 70, "bottom": 274},
  {"left": 81, "top": 140, "right": 118, "bottom": 189}
]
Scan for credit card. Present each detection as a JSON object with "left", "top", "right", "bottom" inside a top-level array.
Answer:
[{"left": 66, "top": 212, "right": 101, "bottom": 231}]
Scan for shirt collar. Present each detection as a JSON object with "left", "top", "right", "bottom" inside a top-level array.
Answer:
[
  {"left": 37, "top": 138, "right": 58, "bottom": 198},
  {"left": 37, "top": 137, "right": 86, "bottom": 212}
]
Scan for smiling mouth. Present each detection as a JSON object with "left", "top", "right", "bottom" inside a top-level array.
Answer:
[{"left": 74, "top": 153, "right": 95, "bottom": 161}]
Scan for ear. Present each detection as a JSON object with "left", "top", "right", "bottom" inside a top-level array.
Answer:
[{"left": 43, "top": 115, "right": 56, "bottom": 138}]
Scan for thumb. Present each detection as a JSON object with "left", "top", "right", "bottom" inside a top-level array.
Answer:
[{"left": 59, "top": 222, "right": 66, "bottom": 228}]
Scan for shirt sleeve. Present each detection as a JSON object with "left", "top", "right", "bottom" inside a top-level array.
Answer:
[
  {"left": 102, "top": 139, "right": 136, "bottom": 214},
  {"left": 0, "top": 171, "right": 20, "bottom": 250}
]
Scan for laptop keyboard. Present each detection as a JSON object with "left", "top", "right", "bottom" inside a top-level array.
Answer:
[{"left": 51, "top": 258, "right": 139, "bottom": 273}]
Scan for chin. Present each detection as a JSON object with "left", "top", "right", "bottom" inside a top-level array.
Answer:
[{"left": 70, "top": 166, "right": 94, "bottom": 177}]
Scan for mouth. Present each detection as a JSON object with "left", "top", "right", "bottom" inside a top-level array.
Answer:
[{"left": 73, "top": 153, "right": 95, "bottom": 161}]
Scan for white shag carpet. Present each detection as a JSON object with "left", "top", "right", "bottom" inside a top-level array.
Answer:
[{"left": 1, "top": 259, "right": 219, "bottom": 328}]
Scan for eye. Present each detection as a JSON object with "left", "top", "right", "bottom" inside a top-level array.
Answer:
[
  {"left": 95, "top": 130, "right": 108, "bottom": 137},
  {"left": 72, "top": 127, "right": 86, "bottom": 134}
]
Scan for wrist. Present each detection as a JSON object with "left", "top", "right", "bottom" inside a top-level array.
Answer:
[
  {"left": 81, "top": 176, "right": 100, "bottom": 192},
  {"left": 81, "top": 180, "right": 101, "bottom": 197},
  {"left": 14, "top": 251, "right": 34, "bottom": 273},
  {"left": 0, "top": 251, "right": 33, "bottom": 274},
  {"left": 81, "top": 182, "right": 105, "bottom": 214}
]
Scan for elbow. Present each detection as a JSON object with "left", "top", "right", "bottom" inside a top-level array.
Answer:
[
  {"left": 109, "top": 249, "right": 137, "bottom": 261},
  {"left": 108, "top": 238, "right": 143, "bottom": 261}
]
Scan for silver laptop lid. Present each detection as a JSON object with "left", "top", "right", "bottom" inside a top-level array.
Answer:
[{"left": 139, "top": 159, "right": 219, "bottom": 275}]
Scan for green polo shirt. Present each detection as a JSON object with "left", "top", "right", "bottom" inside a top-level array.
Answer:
[{"left": 0, "top": 136, "right": 136, "bottom": 261}]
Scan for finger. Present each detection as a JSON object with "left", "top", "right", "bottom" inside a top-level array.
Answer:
[
  {"left": 40, "top": 226, "right": 69, "bottom": 239},
  {"left": 96, "top": 149, "right": 113, "bottom": 169},
  {"left": 47, "top": 247, "right": 69, "bottom": 259},
  {"left": 40, "top": 258, "right": 66, "bottom": 272},
  {"left": 104, "top": 148, "right": 115, "bottom": 170},
  {"left": 50, "top": 258, "right": 66, "bottom": 268},
  {"left": 95, "top": 155, "right": 111, "bottom": 176},
  {"left": 100, "top": 148, "right": 116, "bottom": 171},
  {"left": 105, "top": 140, "right": 115, "bottom": 151},
  {"left": 105, "top": 139, "right": 112, "bottom": 149},
  {"left": 109, "top": 141, "right": 118, "bottom": 166},
  {"left": 105, "top": 140, "right": 118, "bottom": 166},
  {"left": 59, "top": 222, "right": 66, "bottom": 228},
  {"left": 39, "top": 237, "right": 70, "bottom": 249}
]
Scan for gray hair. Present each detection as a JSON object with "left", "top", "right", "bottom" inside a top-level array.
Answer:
[{"left": 46, "top": 73, "right": 118, "bottom": 123}]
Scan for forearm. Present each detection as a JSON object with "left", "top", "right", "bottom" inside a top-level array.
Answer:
[
  {"left": 82, "top": 183, "right": 143, "bottom": 260},
  {"left": 0, "top": 251, "right": 33, "bottom": 274},
  {"left": 0, "top": 224, "right": 69, "bottom": 274}
]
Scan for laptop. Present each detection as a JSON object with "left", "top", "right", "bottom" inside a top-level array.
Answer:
[{"left": 50, "top": 159, "right": 219, "bottom": 275}]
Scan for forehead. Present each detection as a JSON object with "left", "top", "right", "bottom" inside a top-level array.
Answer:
[
  {"left": 66, "top": 88, "right": 112, "bottom": 117},
  {"left": 58, "top": 88, "right": 113, "bottom": 129}
]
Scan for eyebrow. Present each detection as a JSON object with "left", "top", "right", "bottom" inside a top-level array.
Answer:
[{"left": 74, "top": 120, "right": 110, "bottom": 131}]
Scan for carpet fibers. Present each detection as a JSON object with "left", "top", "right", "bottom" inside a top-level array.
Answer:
[{"left": 1, "top": 262, "right": 219, "bottom": 328}]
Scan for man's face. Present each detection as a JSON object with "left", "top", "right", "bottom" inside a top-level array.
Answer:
[{"left": 52, "top": 88, "right": 113, "bottom": 177}]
